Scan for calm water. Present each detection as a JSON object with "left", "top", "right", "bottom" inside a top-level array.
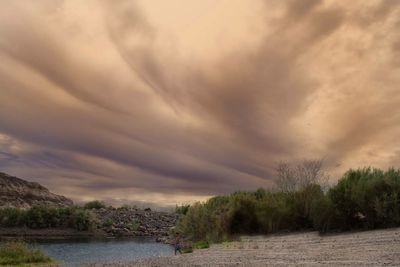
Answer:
[{"left": 28, "top": 238, "right": 173, "bottom": 266}]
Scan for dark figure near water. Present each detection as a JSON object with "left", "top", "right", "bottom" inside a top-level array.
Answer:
[{"left": 174, "top": 233, "right": 182, "bottom": 255}]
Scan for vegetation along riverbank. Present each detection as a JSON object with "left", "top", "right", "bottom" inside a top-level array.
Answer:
[
  {"left": 0, "top": 241, "right": 54, "bottom": 266},
  {"left": 1, "top": 164, "right": 400, "bottom": 265},
  {"left": 175, "top": 165, "right": 400, "bottom": 243},
  {"left": 0, "top": 202, "right": 177, "bottom": 243}
]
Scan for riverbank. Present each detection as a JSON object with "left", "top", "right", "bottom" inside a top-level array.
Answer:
[
  {"left": 0, "top": 206, "right": 178, "bottom": 244},
  {"left": 0, "top": 227, "right": 98, "bottom": 240},
  {"left": 90, "top": 227, "right": 400, "bottom": 266}
]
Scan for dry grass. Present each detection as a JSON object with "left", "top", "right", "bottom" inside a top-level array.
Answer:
[{"left": 0, "top": 241, "right": 54, "bottom": 266}]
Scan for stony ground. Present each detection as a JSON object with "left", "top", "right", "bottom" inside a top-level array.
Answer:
[
  {"left": 93, "top": 207, "right": 178, "bottom": 241},
  {"left": 93, "top": 227, "right": 400, "bottom": 267}
]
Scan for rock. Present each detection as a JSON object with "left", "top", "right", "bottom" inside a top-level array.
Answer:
[{"left": 93, "top": 207, "right": 178, "bottom": 242}]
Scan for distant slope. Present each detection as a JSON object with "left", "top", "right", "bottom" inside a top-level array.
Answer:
[{"left": 0, "top": 172, "right": 73, "bottom": 208}]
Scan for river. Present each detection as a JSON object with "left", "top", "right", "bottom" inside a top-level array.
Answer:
[{"left": 30, "top": 238, "right": 173, "bottom": 266}]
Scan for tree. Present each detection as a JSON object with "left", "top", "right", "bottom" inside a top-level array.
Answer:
[
  {"left": 275, "top": 159, "right": 328, "bottom": 192},
  {"left": 275, "top": 161, "right": 297, "bottom": 192}
]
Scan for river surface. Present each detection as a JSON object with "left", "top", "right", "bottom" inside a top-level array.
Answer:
[{"left": 29, "top": 238, "right": 173, "bottom": 266}]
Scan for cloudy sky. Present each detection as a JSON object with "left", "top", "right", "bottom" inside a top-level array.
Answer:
[{"left": 0, "top": 0, "right": 399, "bottom": 206}]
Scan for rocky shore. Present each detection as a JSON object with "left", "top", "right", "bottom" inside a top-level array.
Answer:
[{"left": 93, "top": 206, "right": 178, "bottom": 243}]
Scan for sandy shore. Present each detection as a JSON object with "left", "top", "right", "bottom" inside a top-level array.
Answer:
[{"left": 91, "top": 227, "right": 400, "bottom": 266}]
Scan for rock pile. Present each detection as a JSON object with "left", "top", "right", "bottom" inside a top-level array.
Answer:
[{"left": 93, "top": 206, "right": 178, "bottom": 243}]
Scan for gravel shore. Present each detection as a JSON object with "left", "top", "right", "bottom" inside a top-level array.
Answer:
[{"left": 91, "top": 227, "right": 400, "bottom": 266}]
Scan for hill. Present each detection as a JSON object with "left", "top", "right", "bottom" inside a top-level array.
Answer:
[{"left": 0, "top": 172, "right": 73, "bottom": 208}]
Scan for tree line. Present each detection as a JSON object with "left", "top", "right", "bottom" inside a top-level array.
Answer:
[
  {"left": 176, "top": 162, "right": 400, "bottom": 242},
  {"left": 0, "top": 201, "right": 106, "bottom": 231}
]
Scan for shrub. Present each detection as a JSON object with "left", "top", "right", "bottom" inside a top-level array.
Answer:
[
  {"left": 69, "top": 209, "right": 95, "bottom": 231},
  {"left": 24, "top": 206, "right": 66, "bottom": 229},
  {"left": 0, "top": 208, "right": 26, "bottom": 227},
  {"left": 128, "top": 219, "right": 140, "bottom": 231},
  {"left": 328, "top": 168, "right": 400, "bottom": 230},
  {"left": 103, "top": 218, "right": 113, "bottom": 228},
  {"left": 229, "top": 192, "right": 259, "bottom": 234},
  {"left": 84, "top": 200, "right": 106, "bottom": 210},
  {"left": 255, "top": 192, "right": 292, "bottom": 233},
  {"left": 178, "top": 203, "right": 207, "bottom": 241},
  {"left": 0, "top": 206, "right": 97, "bottom": 231},
  {"left": 0, "top": 241, "right": 53, "bottom": 265},
  {"left": 193, "top": 240, "right": 209, "bottom": 249},
  {"left": 175, "top": 204, "right": 190, "bottom": 215},
  {"left": 310, "top": 195, "right": 342, "bottom": 232}
]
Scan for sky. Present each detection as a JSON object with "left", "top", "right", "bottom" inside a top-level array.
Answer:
[{"left": 0, "top": 0, "right": 399, "bottom": 207}]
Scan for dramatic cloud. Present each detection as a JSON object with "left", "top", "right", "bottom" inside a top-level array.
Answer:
[{"left": 0, "top": 0, "right": 399, "bottom": 206}]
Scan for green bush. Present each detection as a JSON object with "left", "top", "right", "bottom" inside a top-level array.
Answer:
[
  {"left": 255, "top": 192, "right": 293, "bottom": 233},
  {"left": 175, "top": 204, "right": 190, "bottom": 215},
  {"left": 103, "top": 218, "right": 113, "bottom": 228},
  {"left": 328, "top": 168, "right": 400, "bottom": 230},
  {"left": 0, "top": 206, "right": 97, "bottom": 231},
  {"left": 25, "top": 206, "right": 63, "bottom": 228},
  {"left": 193, "top": 240, "right": 209, "bottom": 249},
  {"left": 69, "top": 209, "right": 95, "bottom": 231},
  {"left": 128, "top": 219, "right": 140, "bottom": 231},
  {"left": 84, "top": 200, "right": 106, "bottom": 210},
  {"left": 0, "top": 241, "right": 53, "bottom": 265},
  {"left": 0, "top": 208, "right": 26, "bottom": 227},
  {"left": 229, "top": 192, "right": 259, "bottom": 234},
  {"left": 178, "top": 186, "right": 327, "bottom": 241}
]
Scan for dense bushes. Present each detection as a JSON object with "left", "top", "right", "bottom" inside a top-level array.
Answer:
[
  {"left": 0, "top": 206, "right": 97, "bottom": 231},
  {"left": 328, "top": 168, "right": 400, "bottom": 230},
  {"left": 177, "top": 167, "right": 400, "bottom": 242},
  {"left": 177, "top": 185, "right": 325, "bottom": 241}
]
